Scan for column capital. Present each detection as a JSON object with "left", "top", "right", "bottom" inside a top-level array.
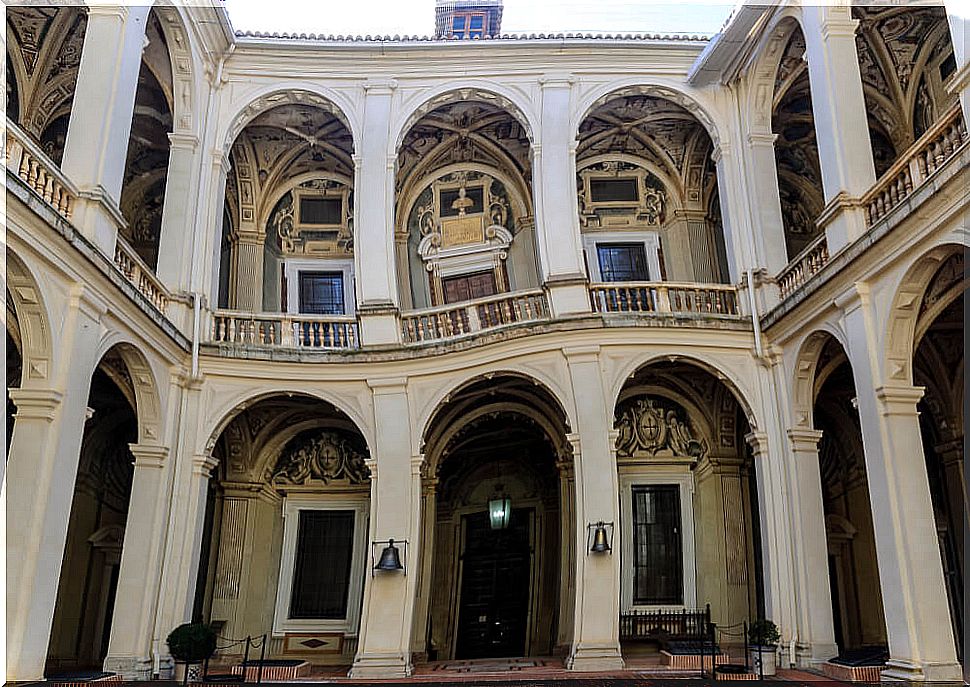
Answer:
[
  {"left": 539, "top": 72, "right": 574, "bottom": 88},
  {"left": 746, "top": 132, "right": 777, "bottom": 147},
  {"left": 363, "top": 78, "right": 398, "bottom": 94},
  {"left": 565, "top": 431, "right": 581, "bottom": 456},
  {"left": 167, "top": 132, "right": 200, "bottom": 150},
  {"left": 192, "top": 453, "right": 219, "bottom": 478},
  {"left": 129, "top": 443, "right": 169, "bottom": 469},
  {"left": 787, "top": 427, "right": 823, "bottom": 451},
  {"left": 563, "top": 345, "right": 600, "bottom": 363},
  {"left": 367, "top": 377, "right": 408, "bottom": 394},
  {"left": 8, "top": 388, "right": 64, "bottom": 420},
  {"left": 875, "top": 384, "right": 925, "bottom": 415},
  {"left": 744, "top": 430, "right": 769, "bottom": 458},
  {"left": 210, "top": 147, "right": 231, "bottom": 172}
]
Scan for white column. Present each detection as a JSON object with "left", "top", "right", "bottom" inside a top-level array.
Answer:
[
  {"left": 61, "top": 5, "right": 150, "bottom": 255},
  {"left": 351, "top": 379, "right": 420, "bottom": 678},
  {"left": 230, "top": 228, "right": 265, "bottom": 312},
  {"left": 156, "top": 134, "right": 202, "bottom": 303},
  {"left": 354, "top": 80, "right": 401, "bottom": 345},
  {"left": 711, "top": 143, "right": 746, "bottom": 284},
  {"left": 103, "top": 444, "right": 171, "bottom": 680},
  {"left": 203, "top": 151, "right": 231, "bottom": 307},
  {"left": 564, "top": 347, "right": 623, "bottom": 671},
  {"left": 786, "top": 428, "right": 838, "bottom": 663},
  {"left": 5, "top": 292, "right": 106, "bottom": 681},
  {"left": 945, "top": 2, "right": 969, "bottom": 124},
  {"left": 535, "top": 75, "right": 590, "bottom": 317},
  {"left": 801, "top": 6, "right": 876, "bottom": 252},
  {"left": 741, "top": 134, "right": 789, "bottom": 277},
  {"left": 838, "top": 289, "right": 961, "bottom": 682}
]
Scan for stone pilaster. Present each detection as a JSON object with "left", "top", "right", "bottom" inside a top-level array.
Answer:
[
  {"left": 564, "top": 347, "right": 623, "bottom": 671},
  {"left": 535, "top": 74, "right": 591, "bottom": 317},
  {"left": 351, "top": 380, "right": 420, "bottom": 678},
  {"left": 156, "top": 133, "right": 202, "bottom": 310},
  {"left": 786, "top": 428, "right": 838, "bottom": 663},
  {"left": 61, "top": 5, "right": 151, "bottom": 254}
]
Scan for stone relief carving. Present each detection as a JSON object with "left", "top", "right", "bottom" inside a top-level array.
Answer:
[
  {"left": 614, "top": 396, "right": 707, "bottom": 459},
  {"left": 271, "top": 431, "right": 370, "bottom": 485}
]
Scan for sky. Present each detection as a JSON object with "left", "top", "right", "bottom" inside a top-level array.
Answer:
[{"left": 224, "top": 0, "right": 737, "bottom": 38}]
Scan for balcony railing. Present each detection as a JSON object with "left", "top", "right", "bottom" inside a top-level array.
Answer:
[
  {"left": 114, "top": 237, "right": 170, "bottom": 312},
  {"left": 5, "top": 121, "right": 76, "bottom": 221},
  {"left": 209, "top": 310, "right": 359, "bottom": 349},
  {"left": 777, "top": 234, "right": 830, "bottom": 300},
  {"left": 401, "top": 288, "right": 550, "bottom": 344},
  {"left": 589, "top": 281, "right": 740, "bottom": 316},
  {"left": 864, "top": 104, "right": 968, "bottom": 227}
]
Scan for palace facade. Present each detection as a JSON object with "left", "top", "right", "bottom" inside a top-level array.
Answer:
[{"left": 4, "top": 1, "right": 967, "bottom": 683}]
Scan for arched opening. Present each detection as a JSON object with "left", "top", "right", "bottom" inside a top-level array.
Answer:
[
  {"left": 221, "top": 96, "right": 355, "bottom": 315},
  {"left": 45, "top": 347, "right": 139, "bottom": 676},
  {"left": 6, "top": 292, "right": 23, "bottom": 457},
  {"left": 771, "top": 24, "right": 826, "bottom": 261},
  {"left": 911, "top": 252, "right": 965, "bottom": 661},
  {"left": 853, "top": 6, "right": 962, "bottom": 178},
  {"left": 395, "top": 96, "right": 537, "bottom": 310},
  {"left": 119, "top": 10, "right": 174, "bottom": 269},
  {"left": 5, "top": 6, "right": 88, "bottom": 164},
  {"left": 419, "top": 375, "right": 573, "bottom": 662},
  {"left": 613, "top": 359, "right": 763, "bottom": 660},
  {"left": 811, "top": 335, "right": 887, "bottom": 660},
  {"left": 577, "top": 90, "right": 729, "bottom": 285},
  {"left": 194, "top": 394, "right": 371, "bottom": 667}
]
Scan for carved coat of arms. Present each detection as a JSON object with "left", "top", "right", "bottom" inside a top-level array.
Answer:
[
  {"left": 271, "top": 431, "right": 370, "bottom": 485},
  {"left": 614, "top": 397, "right": 707, "bottom": 460}
]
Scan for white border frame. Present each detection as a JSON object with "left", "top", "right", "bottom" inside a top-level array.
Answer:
[
  {"left": 284, "top": 258, "right": 356, "bottom": 316},
  {"left": 582, "top": 231, "right": 662, "bottom": 282},
  {"left": 618, "top": 468, "right": 697, "bottom": 612},
  {"left": 273, "top": 495, "right": 369, "bottom": 637}
]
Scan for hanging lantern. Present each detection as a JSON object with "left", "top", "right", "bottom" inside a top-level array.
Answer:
[{"left": 488, "top": 495, "right": 512, "bottom": 530}]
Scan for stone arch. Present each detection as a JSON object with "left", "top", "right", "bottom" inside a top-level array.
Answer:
[
  {"left": 6, "top": 250, "right": 53, "bottom": 386},
  {"left": 884, "top": 242, "right": 968, "bottom": 386},
  {"left": 417, "top": 367, "right": 576, "bottom": 448},
  {"left": 743, "top": 12, "right": 806, "bottom": 135},
  {"left": 201, "top": 387, "right": 375, "bottom": 461},
  {"left": 576, "top": 152, "right": 686, "bottom": 214},
  {"left": 391, "top": 81, "right": 538, "bottom": 156},
  {"left": 93, "top": 337, "right": 164, "bottom": 446},
  {"left": 151, "top": 2, "right": 201, "bottom": 136},
  {"left": 572, "top": 80, "right": 721, "bottom": 149},
  {"left": 790, "top": 325, "right": 850, "bottom": 429},
  {"left": 222, "top": 86, "right": 360, "bottom": 155},
  {"left": 257, "top": 169, "right": 355, "bottom": 231},
  {"left": 608, "top": 352, "right": 759, "bottom": 433}
]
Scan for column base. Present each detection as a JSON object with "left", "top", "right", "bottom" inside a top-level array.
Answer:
[
  {"left": 545, "top": 274, "right": 591, "bottom": 317},
  {"left": 881, "top": 658, "right": 964, "bottom": 683},
  {"left": 566, "top": 642, "right": 625, "bottom": 672},
  {"left": 103, "top": 654, "right": 153, "bottom": 680},
  {"left": 794, "top": 642, "right": 839, "bottom": 667},
  {"left": 357, "top": 304, "right": 401, "bottom": 347},
  {"left": 348, "top": 652, "right": 413, "bottom": 679}
]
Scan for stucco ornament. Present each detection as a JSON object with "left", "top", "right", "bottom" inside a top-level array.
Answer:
[
  {"left": 614, "top": 397, "right": 707, "bottom": 459},
  {"left": 271, "top": 431, "right": 370, "bottom": 485}
]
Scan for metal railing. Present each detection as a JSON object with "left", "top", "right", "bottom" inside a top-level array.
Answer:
[
  {"left": 401, "top": 288, "right": 550, "bottom": 344},
  {"left": 864, "top": 104, "right": 968, "bottom": 227},
  {"left": 209, "top": 310, "right": 359, "bottom": 349},
  {"left": 5, "top": 121, "right": 76, "bottom": 220},
  {"left": 114, "top": 237, "right": 171, "bottom": 312},
  {"left": 776, "top": 234, "right": 829, "bottom": 300},
  {"left": 589, "top": 281, "right": 740, "bottom": 316}
]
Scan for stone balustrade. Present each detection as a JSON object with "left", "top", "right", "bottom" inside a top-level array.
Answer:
[
  {"left": 864, "top": 104, "right": 968, "bottom": 227},
  {"left": 777, "top": 234, "right": 830, "bottom": 300},
  {"left": 401, "top": 288, "right": 550, "bottom": 344},
  {"left": 5, "top": 121, "right": 77, "bottom": 221},
  {"left": 114, "top": 237, "right": 171, "bottom": 312},
  {"left": 209, "top": 310, "right": 359, "bottom": 349},
  {"left": 589, "top": 281, "right": 740, "bottom": 316}
]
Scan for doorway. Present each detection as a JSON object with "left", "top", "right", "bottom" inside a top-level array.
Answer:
[{"left": 455, "top": 509, "right": 533, "bottom": 659}]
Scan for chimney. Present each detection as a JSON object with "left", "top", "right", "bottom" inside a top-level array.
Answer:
[{"left": 435, "top": 0, "right": 503, "bottom": 39}]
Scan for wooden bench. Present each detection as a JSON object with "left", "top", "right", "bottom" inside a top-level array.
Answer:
[{"left": 620, "top": 604, "right": 713, "bottom": 647}]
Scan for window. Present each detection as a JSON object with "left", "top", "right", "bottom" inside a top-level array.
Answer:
[
  {"left": 299, "top": 271, "right": 344, "bottom": 315},
  {"left": 451, "top": 12, "right": 487, "bottom": 38},
  {"left": 590, "top": 178, "right": 640, "bottom": 203},
  {"left": 299, "top": 196, "right": 342, "bottom": 226},
  {"left": 289, "top": 510, "right": 355, "bottom": 619},
  {"left": 597, "top": 243, "right": 649, "bottom": 282},
  {"left": 442, "top": 271, "right": 497, "bottom": 304},
  {"left": 632, "top": 486, "right": 683, "bottom": 605}
]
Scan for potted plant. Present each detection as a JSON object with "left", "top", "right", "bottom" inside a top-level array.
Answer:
[
  {"left": 747, "top": 619, "right": 780, "bottom": 676},
  {"left": 167, "top": 622, "right": 217, "bottom": 684}
]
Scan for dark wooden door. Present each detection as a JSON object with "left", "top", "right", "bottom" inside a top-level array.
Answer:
[
  {"left": 442, "top": 271, "right": 497, "bottom": 304},
  {"left": 455, "top": 509, "right": 532, "bottom": 659}
]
